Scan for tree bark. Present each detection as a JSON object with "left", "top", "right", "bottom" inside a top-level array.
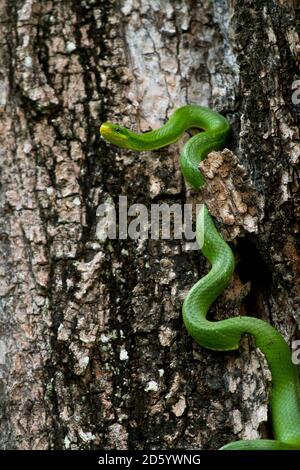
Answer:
[{"left": 0, "top": 0, "right": 299, "bottom": 450}]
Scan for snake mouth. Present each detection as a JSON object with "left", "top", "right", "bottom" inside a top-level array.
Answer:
[{"left": 99, "top": 123, "right": 112, "bottom": 140}]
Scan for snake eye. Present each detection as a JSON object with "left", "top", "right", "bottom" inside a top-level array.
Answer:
[{"left": 115, "top": 127, "right": 121, "bottom": 133}]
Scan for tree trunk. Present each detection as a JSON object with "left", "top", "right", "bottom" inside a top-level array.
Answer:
[{"left": 0, "top": 0, "right": 299, "bottom": 450}]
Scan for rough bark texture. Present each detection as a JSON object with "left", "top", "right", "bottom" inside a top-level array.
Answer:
[{"left": 0, "top": 0, "right": 299, "bottom": 450}]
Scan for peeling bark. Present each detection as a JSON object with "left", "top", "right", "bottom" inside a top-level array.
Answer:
[{"left": 0, "top": 0, "right": 299, "bottom": 450}]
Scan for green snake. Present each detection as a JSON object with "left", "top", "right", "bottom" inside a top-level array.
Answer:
[{"left": 100, "top": 105, "right": 300, "bottom": 449}]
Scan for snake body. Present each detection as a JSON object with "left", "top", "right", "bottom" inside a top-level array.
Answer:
[{"left": 100, "top": 105, "right": 300, "bottom": 449}]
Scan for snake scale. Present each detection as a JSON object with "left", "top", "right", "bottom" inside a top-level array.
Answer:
[{"left": 100, "top": 105, "right": 300, "bottom": 450}]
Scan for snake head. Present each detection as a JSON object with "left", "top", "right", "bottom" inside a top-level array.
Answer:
[{"left": 100, "top": 122, "right": 130, "bottom": 148}]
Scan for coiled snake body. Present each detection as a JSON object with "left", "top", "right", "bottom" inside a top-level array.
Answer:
[{"left": 100, "top": 105, "right": 300, "bottom": 450}]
